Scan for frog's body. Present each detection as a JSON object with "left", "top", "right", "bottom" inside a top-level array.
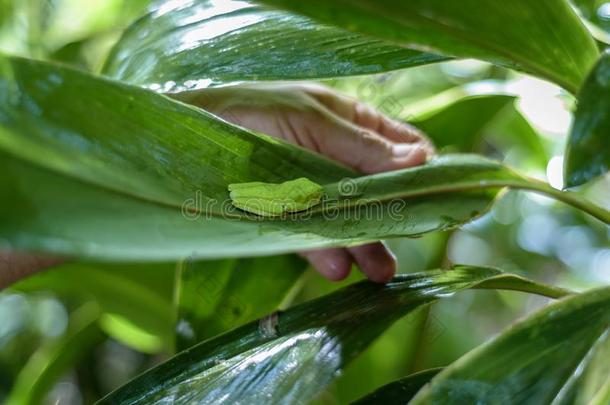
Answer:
[{"left": 228, "top": 178, "right": 324, "bottom": 216}]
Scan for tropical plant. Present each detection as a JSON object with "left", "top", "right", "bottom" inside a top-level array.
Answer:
[{"left": 0, "top": 0, "right": 609, "bottom": 404}]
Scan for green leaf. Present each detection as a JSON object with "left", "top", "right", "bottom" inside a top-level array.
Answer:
[
  {"left": 410, "top": 81, "right": 551, "bottom": 168},
  {"left": 411, "top": 287, "right": 610, "bottom": 404},
  {"left": 6, "top": 304, "right": 105, "bottom": 405},
  {"left": 0, "top": 0, "right": 151, "bottom": 59},
  {"left": 0, "top": 0, "right": 13, "bottom": 28},
  {"left": 556, "top": 330, "right": 610, "bottom": 405},
  {"left": 103, "top": 0, "right": 447, "bottom": 90},
  {"left": 332, "top": 308, "right": 429, "bottom": 403},
  {"left": 564, "top": 50, "right": 610, "bottom": 187},
  {"left": 311, "top": 156, "right": 609, "bottom": 224},
  {"left": 1, "top": 56, "right": 607, "bottom": 262},
  {"left": 572, "top": 0, "right": 601, "bottom": 19},
  {"left": 412, "top": 93, "right": 514, "bottom": 152},
  {"left": 0, "top": 149, "right": 498, "bottom": 260},
  {"left": 352, "top": 368, "right": 442, "bottom": 405},
  {"left": 260, "top": 0, "right": 599, "bottom": 93},
  {"left": 12, "top": 263, "right": 176, "bottom": 352},
  {"left": 96, "top": 266, "right": 569, "bottom": 404},
  {"left": 482, "top": 103, "right": 549, "bottom": 168},
  {"left": 571, "top": 0, "right": 610, "bottom": 44},
  {"left": 0, "top": 55, "right": 491, "bottom": 259},
  {"left": 0, "top": 56, "right": 351, "bottom": 211},
  {"left": 176, "top": 255, "right": 306, "bottom": 350}
]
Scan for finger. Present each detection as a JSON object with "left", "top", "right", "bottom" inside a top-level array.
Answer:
[
  {"left": 300, "top": 248, "right": 352, "bottom": 281},
  {"left": 312, "top": 116, "right": 431, "bottom": 174},
  {"left": 305, "top": 112, "right": 397, "bottom": 174},
  {"left": 352, "top": 102, "right": 427, "bottom": 144},
  {"left": 390, "top": 142, "right": 431, "bottom": 168},
  {"left": 304, "top": 84, "right": 357, "bottom": 120},
  {"left": 348, "top": 242, "right": 396, "bottom": 283},
  {"left": 307, "top": 86, "right": 432, "bottom": 145}
]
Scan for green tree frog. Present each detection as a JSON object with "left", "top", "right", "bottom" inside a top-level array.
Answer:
[{"left": 228, "top": 177, "right": 324, "bottom": 216}]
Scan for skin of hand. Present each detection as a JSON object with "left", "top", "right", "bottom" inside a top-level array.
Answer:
[
  {"left": 175, "top": 83, "right": 435, "bottom": 283},
  {"left": 0, "top": 83, "right": 434, "bottom": 289},
  {"left": 0, "top": 252, "right": 63, "bottom": 290}
]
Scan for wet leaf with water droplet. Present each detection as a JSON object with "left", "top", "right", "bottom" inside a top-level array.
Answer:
[
  {"left": 260, "top": 0, "right": 598, "bottom": 94},
  {"left": 104, "top": 0, "right": 447, "bottom": 91},
  {"left": 97, "top": 266, "right": 569, "bottom": 404}
]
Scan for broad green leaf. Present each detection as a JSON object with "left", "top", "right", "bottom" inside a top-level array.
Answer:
[
  {"left": 572, "top": 0, "right": 602, "bottom": 18},
  {"left": 352, "top": 368, "right": 441, "bottom": 405},
  {"left": 0, "top": 0, "right": 12, "bottom": 27},
  {"left": 330, "top": 308, "right": 429, "bottom": 403},
  {"left": 260, "top": 0, "right": 599, "bottom": 93},
  {"left": 1, "top": 56, "right": 607, "bottom": 262},
  {"left": 97, "top": 266, "right": 569, "bottom": 404},
  {"left": 412, "top": 94, "right": 514, "bottom": 152},
  {"left": 571, "top": 0, "right": 610, "bottom": 44},
  {"left": 6, "top": 304, "right": 105, "bottom": 405},
  {"left": 0, "top": 0, "right": 151, "bottom": 58},
  {"left": 412, "top": 86, "right": 549, "bottom": 167},
  {"left": 328, "top": 235, "right": 450, "bottom": 403},
  {"left": 557, "top": 330, "right": 610, "bottom": 405},
  {"left": 0, "top": 54, "right": 493, "bottom": 260},
  {"left": 482, "top": 104, "right": 549, "bottom": 168},
  {"left": 13, "top": 263, "right": 176, "bottom": 352},
  {"left": 310, "top": 157, "right": 609, "bottom": 224},
  {"left": 411, "top": 287, "right": 610, "bottom": 405},
  {"left": 564, "top": 50, "right": 610, "bottom": 187},
  {"left": 1, "top": 55, "right": 485, "bottom": 259},
  {"left": 103, "top": 0, "right": 446, "bottom": 91},
  {"left": 176, "top": 255, "right": 306, "bottom": 350},
  {"left": 398, "top": 81, "right": 513, "bottom": 122},
  {"left": 0, "top": 150, "right": 497, "bottom": 260}
]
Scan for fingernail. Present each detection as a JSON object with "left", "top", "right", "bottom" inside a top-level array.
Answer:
[{"left": 392, "top": 143, "right": 416, "bottom": 156}]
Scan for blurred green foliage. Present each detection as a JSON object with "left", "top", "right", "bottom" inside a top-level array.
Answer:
[{"left": 0, "top": 1, "right": 608, "bottom": 404}]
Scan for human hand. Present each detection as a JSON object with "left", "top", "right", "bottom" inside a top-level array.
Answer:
[{"left": 176, "top": 83, "right": 435, "bottom": 283}]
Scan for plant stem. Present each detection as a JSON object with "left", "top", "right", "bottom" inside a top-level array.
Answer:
[{"left": 512, "top": 178, "right": 610, "bottom": 225}]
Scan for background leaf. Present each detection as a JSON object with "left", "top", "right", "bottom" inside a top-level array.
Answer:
[
  {"left": 352, "top": 368, "right": 441, "bottom": 405},
  {"left": 5, "top": 304, "right": 105, "bottom": 405},
  {"left": 97, "top": 266, "right": 568, "bottom": 404},
  {"left": 571, "top": 0, "right": 610, "bottom": 44},
  {"left": 564, "top": 50, "right": 610, "bottom": 187},
  {"left": 557, "top": 330, "right": 610, "bottom": 405},
  {"left": 412, "top": 93, "right": 514, "bottom": 152},
  {"left": 411, "top": 287, "right": 610, "bottom": 404},
  {"left": 13, "top": 263, "right": 176, "bottom": 352},
  {"left": 0, "top": 0, "right": 151, "bottom": 62},
  {"left": 260, "top": 0, "right": 599, "bottom": 93},
  {"left": 175, "top": 255, "right": 306, "bottom": 350},
  {"left": 103, "top": 0, "right": 447, "bottom": 91}
]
